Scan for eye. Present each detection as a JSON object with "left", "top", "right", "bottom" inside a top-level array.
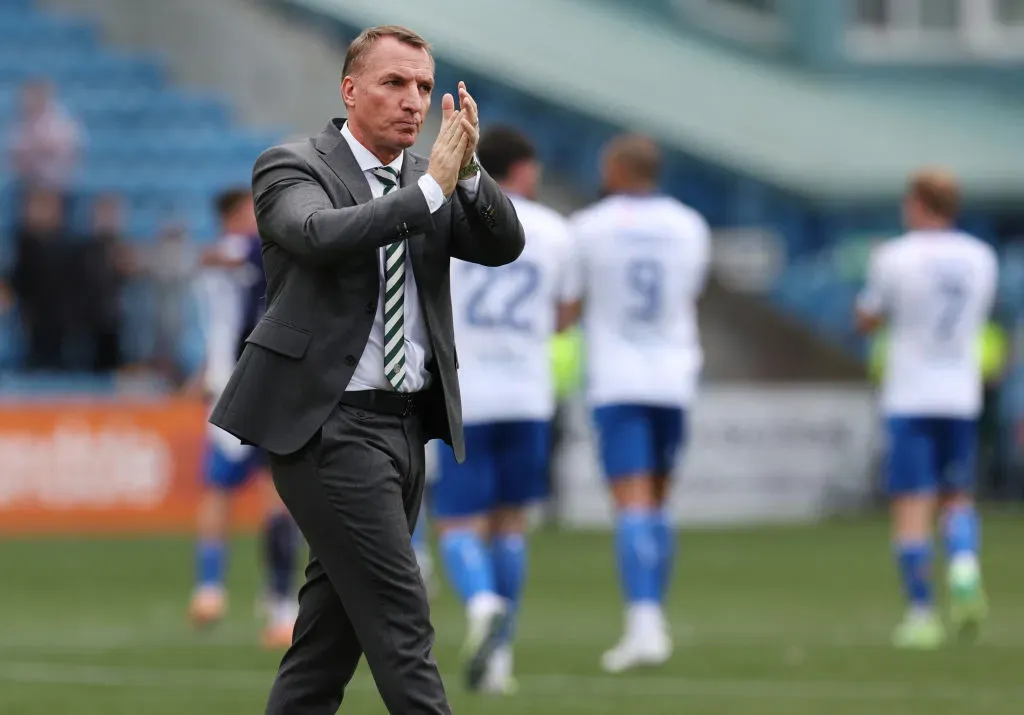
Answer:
[{"left": 420, "top": 84, "right": 432, "bottom": 93}]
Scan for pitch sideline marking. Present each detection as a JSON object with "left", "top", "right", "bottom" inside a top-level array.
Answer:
[{"left": 0, "top": 660, "right": 1015, "bottom": 704}]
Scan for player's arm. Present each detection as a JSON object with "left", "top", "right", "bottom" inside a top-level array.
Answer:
[
  {"left": 855, "top": 247, "right": 889, "bottom": 335},
  {"left": 556, "top": 217, "right": 585, "bottom": 332},
  {"left": 200, "top": 248, "right": 245, "bottom": 269}
]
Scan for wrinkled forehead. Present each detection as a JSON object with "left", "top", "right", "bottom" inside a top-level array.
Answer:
[{"left": 358, "top": 37, "right": 434, "bottom": 82}]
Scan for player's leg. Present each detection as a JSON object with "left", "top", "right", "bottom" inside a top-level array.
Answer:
[
  {"left": 593, "top": 404, "right": 668, "bottom": 673},
  {"left": 258, "top": 457, "right": 301, "bottom": 649},
  {"left": 430, "top": 424, "right": 506, "bottom": 689},
  {"left": 189, "top": 440, "right": 249, "bottom": 626},
  {"left": 649, "top": 406, "right": 687, "bottom": 608},
  {"left": 480, "top": 419, "right": 552, "bottom": 694},
  {"left": 411, "top": 511, "right": 436, "bottom": 596},
  {"left": 885, "top": 417, "right": 944, "bottom": 649},
  {"left": 937, "top": 418, "right": 987, "bottom": 639},
  {"left": 415, "top": 440, "right": 439, "bottom": 597}
]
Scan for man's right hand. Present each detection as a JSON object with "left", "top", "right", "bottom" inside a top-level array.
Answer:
[{"left": 428, "top": 93, "right": 470, "bottom": 196}]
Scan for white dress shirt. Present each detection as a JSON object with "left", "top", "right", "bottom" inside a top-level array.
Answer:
[{"left": 342, "top": 121, "right": 480, "bottom": 392}]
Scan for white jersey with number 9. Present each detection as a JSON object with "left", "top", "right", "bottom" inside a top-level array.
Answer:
[{"left": 566, "top": 194, "right": 710, "bottom": 408}]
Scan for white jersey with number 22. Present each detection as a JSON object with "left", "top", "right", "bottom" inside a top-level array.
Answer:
[{"left": 450, "top": 194, "right": 575, "bottom": 424}]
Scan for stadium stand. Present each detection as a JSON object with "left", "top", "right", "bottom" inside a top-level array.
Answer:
[{"left": 0, "top": 0, "right": 284, "bottom": 381}]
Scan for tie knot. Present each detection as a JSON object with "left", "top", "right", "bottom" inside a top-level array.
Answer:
[{"left": 371, "top": 165, "right": 399, "bottom": 190}]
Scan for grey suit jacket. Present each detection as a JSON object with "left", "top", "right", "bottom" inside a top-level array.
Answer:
[{"left": 209, "top": 118, "right": 525, "bottom": 461}]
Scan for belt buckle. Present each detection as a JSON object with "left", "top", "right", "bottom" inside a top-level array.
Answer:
[{"left": 401, "top": 394, "right": 415, "bottom": 416}]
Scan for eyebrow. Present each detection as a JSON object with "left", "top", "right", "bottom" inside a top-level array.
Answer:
[{"left": 381, "top": 72, "right": 433, "bottom": 86}]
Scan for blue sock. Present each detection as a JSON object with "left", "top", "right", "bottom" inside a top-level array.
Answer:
[
  {"left": 492, "top": 533, "right": 527, "bottom": 642},
  {"left": 651, "top": 509, "right": 675, "bottom": 603},
  {"left": 616, "top": 509, "right": 659, "bottom": 604},
  {"left": 944, "top": 504, "right": 980, "bottom": 559},
  {"left": 263, "top": 512, "right": 298, "bottom": 599},
  {"left": 196, "top": 539, "right": 225, "bottom": 589},
  {"left": 439, "top": 530, "right": 495, "bottom": 604},
  {"left": 896, "top": 540, "right": 933, "bottom": 610}
]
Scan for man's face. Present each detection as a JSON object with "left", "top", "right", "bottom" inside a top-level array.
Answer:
[
  {"left": 25, "top": 190, "right": 63, "bottom": 232},
  {"left": 93, "top": 196, "right": 122, "bottom": 234},
  {"left": 236, "top": 197, "right": 257, "bottom": 234},
  {"left": 342, "top": 37, "right": 434, "bottom": 153},
  {"left": 21, "top": 82, "right": 50, "bottom": 119}
]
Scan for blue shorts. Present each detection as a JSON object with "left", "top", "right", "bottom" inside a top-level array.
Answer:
[
  {"left": 593, "top": 404, "right": 687, "bottom": 481},
  {"left": 431, "top": 420, "right": 551, "bottom": 518},
  {"left": 203, "top": 441, "right": 268, "bottom": 491},
  {"left": 884, "top": 416, "right": 978, "bottom": 496}
]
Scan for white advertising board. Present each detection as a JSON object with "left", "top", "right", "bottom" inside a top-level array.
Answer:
[{"left": 553, "top": 385, "right": 880, "bottom": 528}]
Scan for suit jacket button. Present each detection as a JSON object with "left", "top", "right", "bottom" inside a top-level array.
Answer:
[
  {"left": 365, "top": 302, "right": 376, "bottom": 315},
  {"left": 345, "top": 355, "right": 357, "bottom": 366}
]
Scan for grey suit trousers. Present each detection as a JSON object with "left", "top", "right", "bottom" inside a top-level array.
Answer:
[{"left": 264, "top": 400, "right": 450, "bottom": 715}]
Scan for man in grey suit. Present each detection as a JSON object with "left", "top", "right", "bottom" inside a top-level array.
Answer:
[{"left": 209, "top": 25, "right": 525, "bottom": 715}]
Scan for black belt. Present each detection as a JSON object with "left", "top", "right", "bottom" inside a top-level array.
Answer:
[{"left": 339, "top": 389, "right": 426, "bottom": 417}]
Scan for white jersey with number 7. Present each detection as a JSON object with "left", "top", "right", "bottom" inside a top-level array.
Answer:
[{"left": 858, "top": 230, "right": 998, "bottom": 418}]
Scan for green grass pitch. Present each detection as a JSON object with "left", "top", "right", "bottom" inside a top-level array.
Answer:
[{"left": 1, "top": 511, "right": 1023, "bottom": 714}]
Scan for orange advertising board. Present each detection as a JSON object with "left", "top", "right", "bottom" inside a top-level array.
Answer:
[{"left": 0, "top": 399, "right": 264, "bottom": 535}]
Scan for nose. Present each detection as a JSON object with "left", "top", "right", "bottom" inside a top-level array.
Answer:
[{"left": 400, "top": 86, "right": 423, "bottom": 114}]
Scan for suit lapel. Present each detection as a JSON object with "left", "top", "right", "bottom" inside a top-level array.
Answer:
[{"left": 315, "top": 118, "right": 373, "bottom": 205}]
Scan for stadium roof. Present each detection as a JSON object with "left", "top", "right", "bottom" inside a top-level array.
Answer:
[{"left": 288, "top": 0, "right": 1024, "bottom": 203}]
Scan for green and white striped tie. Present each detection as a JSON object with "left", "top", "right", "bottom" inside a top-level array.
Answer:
[{"left": 371, "top": 165, "right": 406, "bottom": 390}]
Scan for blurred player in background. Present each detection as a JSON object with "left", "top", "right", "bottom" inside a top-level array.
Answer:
[
  {"left": 188, "top": 189, "right": 300, "bottom": 648},
  {"left": 431, "top": 126, "right": 575, "bottom": 693},
  {"left": 856, "top": 169, "right": 997, "bottom": 649},
  {"left": 563, "top": 134, "right": 710, "bottom": 673}
]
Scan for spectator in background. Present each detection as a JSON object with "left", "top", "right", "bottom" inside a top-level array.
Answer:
[
  {"left": 147, "top": 221, "right": 199, "bottom": 383},
  {"left": 6, "top": 80, "right": 80, "bottom": 193},
  {"left": 7, "top": 186, "right": 73, "bottom": 370},
  {"left": 76, "top": 193, "right": 131, "bottom": 373}
]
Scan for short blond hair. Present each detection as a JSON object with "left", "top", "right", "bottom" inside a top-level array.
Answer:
[
  {"left": 342, "top": 25, "right": 432, "bottom": 78},
  {"left": 908, "top": 167, "right": 960, "bottom": 220}
]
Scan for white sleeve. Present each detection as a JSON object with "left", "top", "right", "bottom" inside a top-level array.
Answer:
[
  {"left": 690, "top": 215, "right": 712, "bottom": 298},
  {"left": 417, "top": 174, "right": 446, "bottom": 214},
  {"left": 857, "top": 247, "right": 890, "bottom": 316},
  {"left": 197, "top": 273, "right": 242, "bottom": 397},
  {"left": 982, "top": 246, "right": 999, "bottom": 315},
  {"left": 559, "top": 218, "right": 585, "bottom": 303},
  {"left": 218, "top": 235, "right": 250, "bottom": 261}
]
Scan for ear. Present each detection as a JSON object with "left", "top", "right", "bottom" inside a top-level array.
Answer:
[{"left": 341, "top": 76, "right": 356, "bottom": 109}]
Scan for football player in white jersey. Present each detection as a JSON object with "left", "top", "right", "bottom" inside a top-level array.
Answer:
[
  {"left": 188, "top": 190, "right": 299, "bottom": 648},
  {"left": 856, "top": 169, "right": 997, "bottom": 649},
  {"left": 430, "top": 126, "right": 575, "bottom": 693},
  {"left": 563, "top": 135, "right": 710, "bottom": 673}
]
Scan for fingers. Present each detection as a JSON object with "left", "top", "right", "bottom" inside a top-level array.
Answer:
[
  {"left": 454, "top": 126, "right": 470, "bottom": 157},
  {"left": 458, "top": 81, "right": 478, "bottom": 126},
  {"left": 441, "top": 110, "right": 465, "bottom": 152},
  {"left": 441, "top": 92, "right": 455, "bottom": 123}
]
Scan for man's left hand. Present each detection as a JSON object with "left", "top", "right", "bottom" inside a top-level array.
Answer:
[{"left": 457, "top": 81, "right": 479, "bottom": 169}]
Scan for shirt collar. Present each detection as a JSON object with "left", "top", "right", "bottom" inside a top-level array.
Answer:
[{"left": 341, "top": 120, "right": 403, "bottom": 175}]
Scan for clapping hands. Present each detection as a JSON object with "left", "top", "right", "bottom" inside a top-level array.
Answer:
[{"left": 427, "top": 82, "right": 480, "bottom": 196}]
